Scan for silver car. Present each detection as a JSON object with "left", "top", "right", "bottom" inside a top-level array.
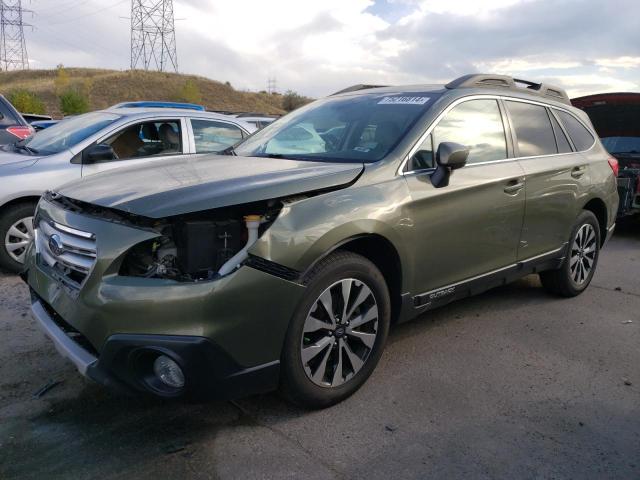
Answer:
[{"left": 0, "top": 107, "right": 255, "bottom": 272}]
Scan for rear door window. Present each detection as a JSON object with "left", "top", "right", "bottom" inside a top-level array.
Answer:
[
  {"left": 505, "top": 101, "right": 557, "bottom": 157},
  {"left": 191, "top": 119, "right": 245, "bottom": 153},
  {"left": 555, "top": 110, "right": 595, "bottom": 152},
  {"left": 431, "top": 99, "right": 507, "bottom": 164}
]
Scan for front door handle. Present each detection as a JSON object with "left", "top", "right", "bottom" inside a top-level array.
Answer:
[
  {"left": 571, "top": 166, "right": 587, "bottom": 178},
  {"left": 504, "top": 179, "right": 525, "bottom": 194}
]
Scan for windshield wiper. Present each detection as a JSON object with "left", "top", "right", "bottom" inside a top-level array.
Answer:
[
  {"left": 220, "top": 146, "right": 236, "bottom": 156},
  {"left": 14, "top": 143, "right": 38, "bottom": 155}
]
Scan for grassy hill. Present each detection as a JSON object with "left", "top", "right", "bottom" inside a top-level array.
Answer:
[{"left": 0, "top": 68, "right": 290, "bottom": 118}]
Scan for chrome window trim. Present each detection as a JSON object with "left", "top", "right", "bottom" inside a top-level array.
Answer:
[{"left": 398, "top": 94, "right": 597, "bottom": 176}]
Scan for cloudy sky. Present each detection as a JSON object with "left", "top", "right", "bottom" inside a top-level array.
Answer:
[{"left": 26, "top": 0, "right": 640, "bottom": 98}]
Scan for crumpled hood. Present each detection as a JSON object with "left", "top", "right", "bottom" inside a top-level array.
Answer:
[{"left": 58, "top": 154, "right": 364, "bottom": 218}]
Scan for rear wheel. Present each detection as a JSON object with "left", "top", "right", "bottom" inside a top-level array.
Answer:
[
  {"left": 280, "top": 252, "right": 390, "bottom": 409},
  {"left": 0, "top": 202, "right": 36, "bottom": 273},
  {"left": 540, "top": 210, "right": 600, "bottom": 297}
]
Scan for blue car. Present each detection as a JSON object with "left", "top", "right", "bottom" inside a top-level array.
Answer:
[{"left": 111, "top": 101, "right": 205, "bottom": 111}]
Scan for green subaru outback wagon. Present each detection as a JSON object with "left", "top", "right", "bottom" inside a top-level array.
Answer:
[{"left": 23, "top": 74, "right": 619, "bottom": 408}]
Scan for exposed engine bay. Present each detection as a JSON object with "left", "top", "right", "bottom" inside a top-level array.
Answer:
[{"left": 118, "top": 199, "right": 285, "bottom": 282}]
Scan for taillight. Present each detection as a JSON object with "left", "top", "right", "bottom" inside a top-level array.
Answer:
[
  {"left": 607, "top": 157, "right": 619, "bottom": 177},
  {"left": 6, "top": 125, "right": 34, "bottom": 140}
]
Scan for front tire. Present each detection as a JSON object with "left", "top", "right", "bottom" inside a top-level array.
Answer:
[
  {"left": 280, "top": 252, "right": 391, "bottom": 409},
  {"left": 0, "top": 202, "right": 36, "bottom": 273},
  {"left": 540, "top": 210, "right": 600, "bottom": 297}
]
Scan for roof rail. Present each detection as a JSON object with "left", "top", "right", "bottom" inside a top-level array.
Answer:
[
  {"left": 445, "top": 74, "right": 570, "bottom": 105},
  {"left": 331, "top": 84, "right": 388, "bottom": 96}
]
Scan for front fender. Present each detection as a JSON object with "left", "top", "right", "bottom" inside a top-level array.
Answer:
[{"left": 249, "top": 178, "right": 413, "bottom": 289}]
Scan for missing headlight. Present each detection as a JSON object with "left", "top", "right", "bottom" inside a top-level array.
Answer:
[{"left": 119, "top": 200, "right": 282, "bottom": 282}]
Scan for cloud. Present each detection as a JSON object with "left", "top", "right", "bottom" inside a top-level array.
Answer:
[{"left": 21, "top": 0, "right": 640, "bottom": 98}]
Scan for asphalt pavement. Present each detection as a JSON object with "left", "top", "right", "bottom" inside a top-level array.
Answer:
[{"left": 0, "top": 219, "right": 638, "bottom": 479}]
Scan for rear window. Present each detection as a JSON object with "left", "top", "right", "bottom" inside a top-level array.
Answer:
[
  {"left": 0, "top": 96, "right": 19, "bottom": 126},
  {"left": 556, "top": 110, "right": 595, "bottom": 152},
  {"left": 506, "top": 101, "right": 557, "bottom": 157}
]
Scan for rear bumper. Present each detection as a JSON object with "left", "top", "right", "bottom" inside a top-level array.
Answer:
[{"left": 30, "top": 291, "right": 281, "bottom": 399}]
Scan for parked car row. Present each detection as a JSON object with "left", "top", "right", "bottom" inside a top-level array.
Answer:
[{"left": 13, "top": 73, "right": 619, "bottom": 408}]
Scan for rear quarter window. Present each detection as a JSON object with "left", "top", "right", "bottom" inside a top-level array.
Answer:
[{"left": 556, "top": 110, "right": 595, "bottom": 152}]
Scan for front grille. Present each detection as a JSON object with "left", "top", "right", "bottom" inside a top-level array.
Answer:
[{"left": 36, "top": 219, "right": 97, "bottom": 290}]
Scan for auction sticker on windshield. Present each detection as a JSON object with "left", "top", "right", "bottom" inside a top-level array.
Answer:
[{"left": 378, "top": 96, "right": 431, "bottom": 105}]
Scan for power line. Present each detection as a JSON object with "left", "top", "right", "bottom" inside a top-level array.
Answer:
[
  {"left": 46, "top": 0, "right": 128, "bottom": 26},
  {"left": 0, "top": 0, "right": 30, "bottom": 70},
  {"left": 130, "top": 0, "right": 177, "bottom": 72}
]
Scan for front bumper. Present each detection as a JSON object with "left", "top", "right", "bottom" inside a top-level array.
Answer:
[
  {"left": 25, "top": 199, "right": 307, "bottom": 398},
  {"left": 30, "top": 291, "right": 282, "bottom": 398}
]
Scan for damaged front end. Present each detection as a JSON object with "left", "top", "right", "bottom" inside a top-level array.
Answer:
[
  {"left": 44, "top": 190, "right": 291, "bottom": 283},
  {"left": 119, "top": 202, "right": 282, "bottom": 282}
]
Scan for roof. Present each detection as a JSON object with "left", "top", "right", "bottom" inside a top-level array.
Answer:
[
  {"left": 331, "top": 74, "right": 572, "bottom": 106},
  {"left": 97, "top": 107, "right": 256, "bottom": 132}
]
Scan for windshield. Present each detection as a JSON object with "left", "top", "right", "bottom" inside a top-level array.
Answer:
[
  {"left": 21, "top": 112, "right": 121, "bottom": 155},
  {"left": 234, "top": 92, "right": 437, "bottom": 163},
  {"left": 601, "top": 136, "right": 640, "bottom": 154}
]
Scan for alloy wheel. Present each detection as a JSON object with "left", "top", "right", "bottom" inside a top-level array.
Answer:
[
  {"left": 570, "top": 223, "right": 597, "bottom": 285},
  {"left": 4, "top": 216, "right": 34, "bottom": 264},
  {"left": 301, "top": 278, "right": 379, "bottom": 388}
]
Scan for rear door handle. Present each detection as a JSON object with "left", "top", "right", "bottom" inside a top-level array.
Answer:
[
  {"left": 504, "top": 179, "right": 525, "bottom": 194},
  {"left": 571, "top": 166, "right": 587, "bottom": 178}
]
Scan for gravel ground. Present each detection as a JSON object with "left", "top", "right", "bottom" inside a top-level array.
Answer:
[{"left": 0, "top": 220, "right": 638, "bottom": 479}]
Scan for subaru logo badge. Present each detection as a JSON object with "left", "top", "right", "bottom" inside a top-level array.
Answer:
[{"left": 48, "top": 234, "right": 65, "bottom": 256}]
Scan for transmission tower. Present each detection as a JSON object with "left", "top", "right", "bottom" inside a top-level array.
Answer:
[
  {"left": 130, "top": 0, "right": 177, "bottom": 72},
  {"left": 0, "top": 0, "right": 30, "bottom": 71},
  {"left": 267, "top": 76, "right": 277, "bottom": 94}
]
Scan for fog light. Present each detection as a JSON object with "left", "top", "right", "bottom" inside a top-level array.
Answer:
[{"left": 153, "top": 355, "right": 185, "bottom": 388}]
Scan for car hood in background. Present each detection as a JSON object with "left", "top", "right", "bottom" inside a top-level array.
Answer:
[
  {"left": 0, "top": 149, "right": 42, "bottom": 167},
  {"left": 58, "top": 155, "right": 364, "bottom": 218}
]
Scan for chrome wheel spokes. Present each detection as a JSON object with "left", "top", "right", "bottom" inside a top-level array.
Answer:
[
  {"left": 301, "top": 278, "right": 378, "bottom": 388},
  {"left": 4, "top": 216, "right": 34, "bottom": 264},
  {"left": 570, "top": 223, "right": 597, "bottom": 285}
]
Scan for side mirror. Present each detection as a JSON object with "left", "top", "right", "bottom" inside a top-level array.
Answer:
[
  {"left": 430, "top": 142, "right": 469, "bottom": 188},
  {"left": 83, "top": 143, "right": 115, "bottom": 164}
]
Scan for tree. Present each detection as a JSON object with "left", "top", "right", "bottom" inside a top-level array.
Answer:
[
  {"left": 60, "top": 89, "right": 89, "bottom": 115},
  {"left": 54, "top": 65, "right": 70, "bottom": 95},
  {"left": 176, "top": 79, "right": 202, "bottom": 104},
  {"left": 7, "top": 90, "right": 46, "bottom": 114},
  {"left": 282, "top": 90, "right": 309, "bottom": 112}
]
